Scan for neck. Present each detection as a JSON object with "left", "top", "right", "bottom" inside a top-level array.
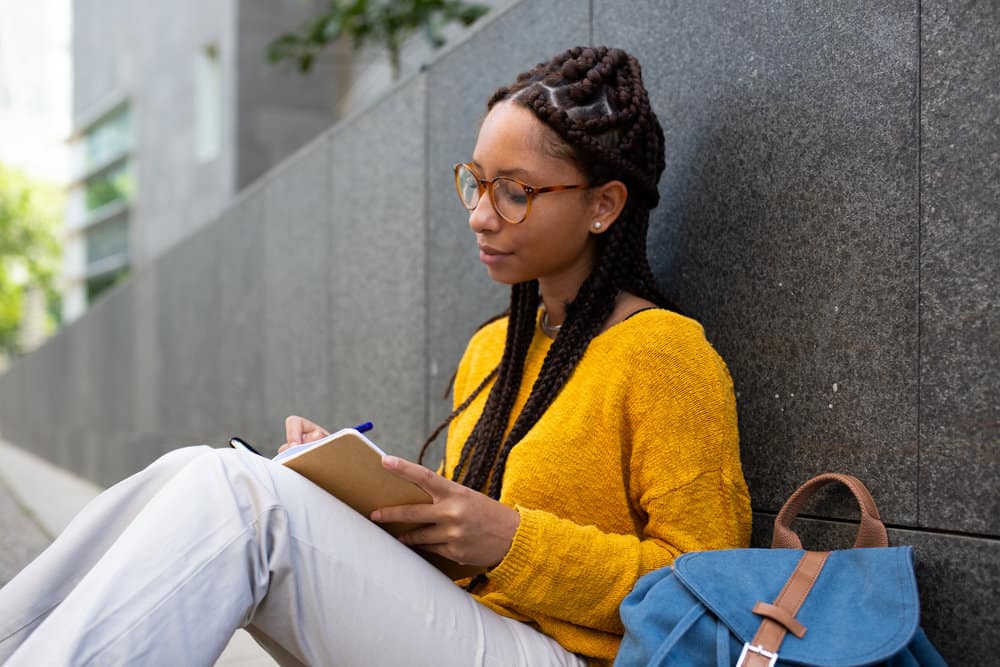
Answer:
[
  {"left": 540, "top": 282, "right": 627, "bottom": 338},
  {"left": 537, "top": 251, "right": 597, "bottom": 327},
  {"left": 538, "top": 281, "right": 576, "bottom": 327}
]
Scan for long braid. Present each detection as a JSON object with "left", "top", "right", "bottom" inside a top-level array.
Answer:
[
  {"left": 487, "top": 267, "right": 618, "bottom": 498},
  {"left": 416, "top": 365, "right": 496, "bottom": 468},
  {"left": 451, "top": 283, "right": 538, "bottom": 487},
  {"left": 426, "top": 46, "right": 676, "bottom": 501},
  {"left": 417, "top": 309, "right": 511, "bottom": 468}
]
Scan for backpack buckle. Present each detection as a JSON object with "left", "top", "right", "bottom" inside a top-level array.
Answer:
[{"left": 736, "top": 642, "right": 778, "bottom": 667}]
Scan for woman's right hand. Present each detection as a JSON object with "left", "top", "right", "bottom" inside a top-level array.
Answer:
[{"left": 279, "top": 415, "right": 330, "bottom": 453}]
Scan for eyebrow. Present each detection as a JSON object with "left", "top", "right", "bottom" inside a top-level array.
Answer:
[{"left": 471, "top": 160, "right": 534, "bottom": 180}]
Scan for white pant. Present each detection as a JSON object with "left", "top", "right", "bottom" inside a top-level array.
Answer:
[{"left": 0, "top": 446, "right": 585, "bottom": 666}]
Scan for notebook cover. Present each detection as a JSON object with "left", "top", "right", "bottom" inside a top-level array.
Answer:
[{"left": 280, "top": 430, "right": 485, "bottom": 580}]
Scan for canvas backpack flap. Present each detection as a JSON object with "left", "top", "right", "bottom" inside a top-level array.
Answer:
[{"left": 672, "top": 547, "right": 923, "bottom": 666}]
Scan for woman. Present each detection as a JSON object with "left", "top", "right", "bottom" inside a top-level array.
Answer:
[{"left": 0, "top": 46, "right": 750, "bottom": 666}]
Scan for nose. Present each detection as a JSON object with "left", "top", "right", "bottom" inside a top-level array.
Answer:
[{"left": 468, "top": 191, "right": 502, "bottom": 234}]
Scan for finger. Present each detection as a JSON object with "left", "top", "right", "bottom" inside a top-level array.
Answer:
[
  {"left": 396, "top": 524, "right": 454, "bottom": 547},
  {"left": 277, "top": 443, "right": 291, "bottom": 454},
  {"left": 306, "top": 418, "right": 328, "bottom": 434},
  {"left": 303, "top": 427, "right": 330, "bottom": 442},
  {"left": 403, "top": 541, "right": 457, "bottom": 564},
  {"left": 371, "top": 502, "right": 442, "bottom": 525},
  {"left": 381, "top": 456, "right": 451, "bottom": 498},
  {"left": 285, "top": 415, "right": 303, "bottom": 444}
]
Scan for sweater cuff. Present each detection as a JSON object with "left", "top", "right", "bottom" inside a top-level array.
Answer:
[{"left": 488, "top": 505, "right": 543, "bottom": 590}]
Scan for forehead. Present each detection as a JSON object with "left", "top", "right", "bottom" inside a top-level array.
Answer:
[{"left": 472, "top": 102, "right": 572, "bottom": 177}]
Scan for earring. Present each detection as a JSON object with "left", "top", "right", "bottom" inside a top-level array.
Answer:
[{"left": 592, "top": 221, "right": 603, "bottom": 230}]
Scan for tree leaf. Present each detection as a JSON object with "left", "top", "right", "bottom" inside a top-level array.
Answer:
[{"left": 267, "top": 0, "right": 491, "bottom": 79}]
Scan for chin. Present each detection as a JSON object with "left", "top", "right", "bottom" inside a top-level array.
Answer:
[
  {"left": 489, "top": 271, "right": 525, "bottom": 285},
  {"left": 485, "top": 267, "right": 522, "bottom": 285}
]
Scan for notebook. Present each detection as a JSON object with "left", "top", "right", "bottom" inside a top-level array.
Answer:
[{"left": 265, "top": 428, "right": 485, "bottom": 580}]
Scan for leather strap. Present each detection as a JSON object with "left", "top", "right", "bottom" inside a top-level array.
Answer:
[
  {"left": 739, "top": 551, "right": 830, "bottom": 667},
  {"left": 772, "top": 473, "right": 888, "bottom": 549},
  {"left": 751, "top": 602, "right": 807, "bottom": 639}
]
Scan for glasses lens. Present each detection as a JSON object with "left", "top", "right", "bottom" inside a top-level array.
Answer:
[
  {"left": 492, "top": 178, "right": 529, "bottom": 223},
  {"left": 456, "top": 165, "right": 480, "bottom": 210}
]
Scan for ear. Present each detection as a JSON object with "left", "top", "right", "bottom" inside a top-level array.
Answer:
[{"left": 587, "top": 180, "right": 629, "bottom": 234}]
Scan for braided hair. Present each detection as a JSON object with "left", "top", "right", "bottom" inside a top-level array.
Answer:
[{"left": 419, "top": 46, "right": 679, "bottom": 500}]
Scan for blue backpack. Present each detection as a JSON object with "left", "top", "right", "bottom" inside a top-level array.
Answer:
[{"left": 615, "top": 473, "right": 948, "bottom": 666}]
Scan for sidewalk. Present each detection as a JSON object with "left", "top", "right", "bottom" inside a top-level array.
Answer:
[{"left": 0, "top": 439, "right": 277, "bottom": 666}]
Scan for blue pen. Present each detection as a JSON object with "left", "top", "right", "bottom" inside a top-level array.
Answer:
[{"left": 352, "top": 421, "right": 373, "bottom": 434}]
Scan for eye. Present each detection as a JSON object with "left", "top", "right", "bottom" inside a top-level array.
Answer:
[{"left": 494, "top": 178, "right": 529, "bottom": 205}]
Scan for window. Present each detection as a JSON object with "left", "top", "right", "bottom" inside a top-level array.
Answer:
[
  {"left": 77, "top": 102, "right": 133, "bottom": 306},
  {"left": 85, "top": 266, "right": 129, "bottom": 303},
  {"left": 195, "top": 43, "right": 222, "bottom": 162},
  {"left": 85, "top": 216, "right": 129, "bottom": 265},
  {"left": 84, "top": 104, "right": 130, "bottom": 172},
  {"left": 84, "top": 161, "right": 133, "bottom": 212}
]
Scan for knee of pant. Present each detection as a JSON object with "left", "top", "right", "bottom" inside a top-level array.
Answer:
[
  {"left": 193, "top": 446, "right": 279, "bottom": 496},
  {"left": 185, "top": 448, "right": 286, "bottom": 521},
  {"left": 149, "top": 444, "right": 217, "bottom": 476}
]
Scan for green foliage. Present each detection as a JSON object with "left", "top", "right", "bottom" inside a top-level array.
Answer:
[
  {"left": 268, "top": 0, "right": 490, "bottom": 79},
  {"left": 0, "top": 164, "right": 63, "bottom": 355}
]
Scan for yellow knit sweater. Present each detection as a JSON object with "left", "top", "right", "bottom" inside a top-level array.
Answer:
[{"left": 443, "top": 308, "right": 751, "bottom": 665}]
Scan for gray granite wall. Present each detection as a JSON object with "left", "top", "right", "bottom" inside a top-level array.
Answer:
[{"left": 3, "top": 0, "right": 996, "bottom": 662}]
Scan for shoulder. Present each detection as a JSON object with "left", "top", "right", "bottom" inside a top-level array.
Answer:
[
  {"left": 602, "top": 308, "right": 712, "bottom": 357},
  {"left": 597, "top": 308, "right": 730, "bottom": 391},
  {"left": 601, "top": 293, "right": 658, "bottom": 332}
]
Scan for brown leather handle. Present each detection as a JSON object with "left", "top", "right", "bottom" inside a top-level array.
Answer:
[{"left": 771, "top": 473, "right": 889, "bottom": 549}]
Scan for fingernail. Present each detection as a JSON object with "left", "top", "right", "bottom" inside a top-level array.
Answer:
[
  {"left": 371, "top": 510, "right": 382, "bottom": 521},
  {"left": 383, "top": 456, "right": 398, "bottom": 468}
]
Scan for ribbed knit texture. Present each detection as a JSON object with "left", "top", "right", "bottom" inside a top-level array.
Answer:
[{"left": 444, "top": 308, "right": 752, "bottom": 665}]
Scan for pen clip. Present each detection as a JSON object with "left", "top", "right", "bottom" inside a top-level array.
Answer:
[{"left": 229, "top": 436, "right": 263, "bottom": 457}]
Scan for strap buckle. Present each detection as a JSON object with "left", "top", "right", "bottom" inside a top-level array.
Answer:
[{"left": 736, "top": 642, "right": 778, "bottom": 667}]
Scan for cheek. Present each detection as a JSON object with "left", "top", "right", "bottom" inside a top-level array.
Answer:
[
  {"left": 553, "top": 215, "right": 595, "bottom": 252},
  {"left": 524, "top": 221, "right": 593, "bottom": 267}
]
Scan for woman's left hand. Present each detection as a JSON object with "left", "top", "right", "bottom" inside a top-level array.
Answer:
[{"left": 371, "top": 456, "right": 520, "bottom": 568}]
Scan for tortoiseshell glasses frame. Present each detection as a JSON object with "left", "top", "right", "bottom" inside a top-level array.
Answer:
[{"left": 453, "top": 162, "right": 589, "bottom": 224}]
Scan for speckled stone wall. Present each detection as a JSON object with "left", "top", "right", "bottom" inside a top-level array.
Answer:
[
  {"left": 591, "top": 1, "right": 998, "bottom": 663},
  {"left": 0, "top": 0, "right": 995, "bottom": 662}
]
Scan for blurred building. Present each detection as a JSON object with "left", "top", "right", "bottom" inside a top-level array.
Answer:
[
  {"left": 64, "top": 0, "right": 348, "bottom": 323},
  {"left": 64, "top": 0, "right": 511, "bottom": 324}
]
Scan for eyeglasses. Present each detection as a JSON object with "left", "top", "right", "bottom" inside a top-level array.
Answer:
[{"left": 453, "top": 162, "right": 588, "bottom": 224}]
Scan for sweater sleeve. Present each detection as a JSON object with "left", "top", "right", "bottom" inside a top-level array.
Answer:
[{"left": 484, "top": 334, "right": 751, "bottom": 633}]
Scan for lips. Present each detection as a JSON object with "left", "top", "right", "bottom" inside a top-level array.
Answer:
[
  {"left": 478, "top": 244, "right": 511, "bottom": 256},
  {"left": 478, "top": 243, "right": 512, "bottom": 266}
]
